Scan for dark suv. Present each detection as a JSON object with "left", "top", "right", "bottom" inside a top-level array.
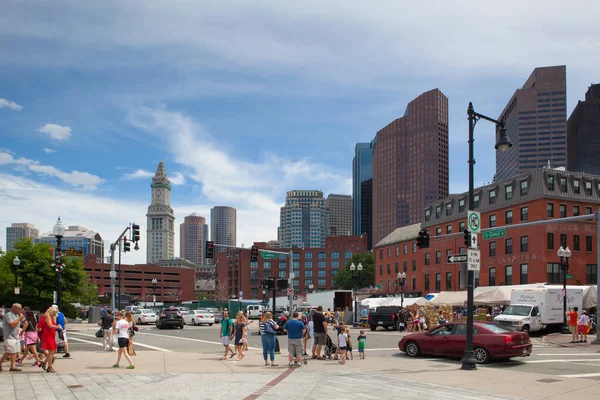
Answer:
[{"left": 156, "top": 307, "right": 184, "bottom": 329}]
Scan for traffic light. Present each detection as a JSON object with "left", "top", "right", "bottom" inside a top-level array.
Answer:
[
  {"left": 416, "top": 229, "right": 430, "bottom": 249},
  {"left": 464, "top": 230, "right": 471, "bottom": 247},
  {"left": 123, "top": 238, "right": 131, "bottom": 252},
  {"left": 423, "top": 230, "right": 430, "bottom": 248},
  {"left": 206, "top": 241, "right": 214, "bottom": 259},
  {"left": 262, "top": 279, "right": 274, "bottom": 290},
  {"left": 250, "top": 246, "right": 259, "bottom": 262},
  {"left": 277, "top": 279, "right": 288, "bottom": 289},
  {"left": 132, "top": 224, "right": 140, "bottom": 242}
]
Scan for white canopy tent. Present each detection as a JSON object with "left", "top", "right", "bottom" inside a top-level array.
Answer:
[
  {"left": 429, "top": 291, "right": 468, "bottom": 306},
  {"left": 473, "top": 284, "right": 546, "bottom": 306},
  {"left": 360, "top": 297, "right": 388, "bottom": 308}
]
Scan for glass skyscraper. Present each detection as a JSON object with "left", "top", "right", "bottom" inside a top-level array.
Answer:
[
  {"left": 280, "top": 190, "right": 329, "bottom": 248},
  {"left": 352, "top": 140, "right": 375, "bottom": 249}
]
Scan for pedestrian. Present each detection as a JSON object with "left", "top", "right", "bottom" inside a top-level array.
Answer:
[
  {"left": 337, "top": 325, "right": 348, "bottom": 365},
  {"left": 334, "top": 309, "right": 341, "bottom": 325},
  {"left": 259, "top": 311, "right": 278, "bottom": 366},
  {"left": 283, "top": 311, "right": 306, "bottom": 367},
  {"left": 326, "top": 308, "right": 332, "bottom": 325},
  {"left": 53, "top": 305, "right": 71, "bottom": 358},
  {"left": 308, "top": 315, "right": 315, "bottom": 358},
  {"left": 357, "top": 330, "right": 367, "bottom": 359},
  {"left": 39, "top": 306, "right": 63, "bottom": 373},
  {"left": 334, "top": 321, "right": 344, "bottom": 359},
  {"left": 577, "top": 310, "right": 590, "bottom": 343},
  {"left": 567, "top": 307, "right": 579, "bottom": 343},
  {"left": 311, "top": 306, "right": 328, "bottom": 360},
  {"left": 219, "top": 311, "right": 235, "bottom": 360},
  {"left": 242, "top": 312, "right": 252, "bottom": 352},
  {"left": 99, "top": 310, "right": 115, "bottom": 351},
  {"left": 234, "top": 311, "right": 246, "bottom": 361},
  {"left": 0, "top": 303, "right": 25, "bottom": 372},
  {"left": 345, "top": 327, "right": 354, "bottom": 360},
  {"left": 22, "top": 310, "right": 41, "bottom": 367},
  {"left": 125, "top": 311, "right": 137, "bottom": 356},
  {"left": 112, "top": 311, "right": 135, "bottom": 369},
  {"left": 437, "top": 311, "right": 446, "bottom": 325}
]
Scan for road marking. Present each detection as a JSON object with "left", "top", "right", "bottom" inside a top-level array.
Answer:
[
  {"left": 536, "top": 353, "right": 600, "bottom": 356},
  {"left": 137, "top": 331, "right": 259, "bottom": 349},
  {"left": 364, "top": 348, "right": 400, "bottom": 352},
  {"left": 524, "top": 359, "right": 600, "bottom": 364},
  {"left": 69, "top": 332, "right": 173, "bottom": 352},
  {"left": 559, "top": 372, "right": 600, "bottom": 378}
]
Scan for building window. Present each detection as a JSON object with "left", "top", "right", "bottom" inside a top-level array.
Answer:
[
  {"left": 425, "top": 209, "right": 431, "bottom": 221},
  {"left": 435, "top": 273, "right": 441, "bottom": 291},
  {"left": 547, "top": 233, "right": 554, "bottom": 250},
  {"left": 473, "top": 194, "right": 480, "bottom": 208},
  {"left": 505, "top": 238, "right": 513, "bottom": 254},
  {"left": 435, "top": 251, "right": 441, "bottom": 264},
  {"left": 586, "top": 236, "right": 593, "bottom": 252},
  {"left": 404, "top": 244, "right": 408, "bottom": 255},
  {"left": 547, "top": 263, "right": 563, "bottom": 284},
  {"left": 379, "top": 265, "right": 383, "bottom": 275},
  {"left": 412, "top": 243, "right": 417, "bottom": 253},
  {"left": 520, "top": 236, "right": 528, "bottom": 252},
  {"left": 332, "top": 261, "right": 339, "bottom": 268},
  {"left": 446, "top": 272, "right": 452, "bottom": 290},
  {"left": 520, "top": 206, "right": 528, "bottom": 221},
  {"left": 318, "top": 279, "right": 326, "bottom": 287},
  {"left": 379, "top": 249, "right": 383, "bottom": 259},
  {"left": 586, "top": 207, "right": 593, "bottom": 215},
  {"left": 560, "top": 177, "right": 567, "bottom": 192},
  {"left": 446, "top": 224, "right": 452, "bottom": 234},
  {"left": 332, "top": 252, "right": 339, "bottom": 259},
  {"left": 250, "top": 270, "right": 258, "bottom": 277},
  {"left": 293, "top": 252, "right": 300, "bottom": 259},
  {"left": 505, "top": 185, "right": 513, "bottom": 200},
  {"left": 279, "top": 270, "right": 287, "bottom": 278},
  {"left": 446, "top": 203, "right": 452, "bottom": 216},
  {"left": 547, "top": 203, "right": 554, "bottom": 217},
  {"left": 279, "top": 262, "right": 287, "bottom": 269},
  {"left": 574, "top": 235, "right": 580, "bottom": 251},
  {"left": 345, "top": 251, "right": 352, "bottom": 258},
  {"left": 264, "top": 261, "right": 272, "bottom": 269},
  {"left": 520, "top": 264, "right": 528, "bottom": 284},
  {"left": 547, "top": 175, "right": 555, "bottom": 190},
  {"left": 489, "top": 190, "right": 496, "bottom": 205},
  {"left": 489, "top": 214, "right": 496, "bottom": 227},
  {"left": 395, "top": 246, "right": 399, "bottom": 256},
  {"left": 560, "top": 233, "right": 567, "bottom": 248},
  {"left": 318, "top": 261, "right": 326, "bottom": 268},
  {"left": 505, "top": 210, "right": 513, "bottom": 224},
  {"left": 573, "top": 179, "right": 580, "bottom": 193},
  {"left": 489, "top": 241, "right": 496, "bottom": 257},
  {"left": 489, "top": 267, "right": 496, "bottom": 286},
  {"left": 424, "top": 274, "right": 430, "bottom": 291},
  {"left": 425, "top": 253, "right": 430, "bottom": 265},
  {"left": 560, "top": 204, "right": 567, "bottom": 218},
  {"left": 387, "top": 264, "right": 391, "bottom": 274},
  {"left": 387, "top": 248, "right": 391, "bottom": 258},
  {"left": 393, "top": 262, "right": 398, "bottom": 274},
  {"left": 459, "top": 221, "right": 465, "bottom": 231},
  {"left": 587, "top": 265, "right": 598, "bottom": 284},
  {"left": 318, "top": 252, "right": 326, "bottom": 259},
  {"left": 436, "top": 227, "right": 442, "bottom": 236},
  {"left": 305, "top": 253, "right": 313, "bottom": 259},
  {"left": 251, "top": 261, "right": 258, "bottom": 269},
  {"left": 305, "top": 270, "right": 313, "bottom": 277},
  {"left": 573, "top": 205, "right": 580, "bottom": 216},
  {"left": 520, "top": 181, "right": 528, "bottom": 196},
  {"left": 446, "top": 249, "right": 452, "bottom": 258},
  {"left": 435, "top": 206, "right": 441, "bottom": 219},
  {"left": 459, "top": 199, "right": 465, "bottom": 212},
  {"left": 585, "top": 181, "right": 593, "bottom": 195},
  {"left": 412, "top": 259, "right": 416, "bottom": 271},
  {"left": 505, "top": 266, "right": 513, "bottom": 286},
  {"left": 403, "top": 260, "right": 407, "bottom": 272},
  {"left": 304, "top": 261, "right": 312, "bottom": 269}
]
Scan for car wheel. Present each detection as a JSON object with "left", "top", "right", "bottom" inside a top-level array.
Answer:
[
  {"left": 521, "top": 325, "right": 530, "bottom": 334},
  {"left": 157, "top": 323, "right": 162, "bottom": 330},
  {"left": 473, "top": 347, "right": 491, "bottom": 364},
  {"left": 405, "top": 341, "right": 421, "bottom": 357},
  {"left": 209, "top": 323, "right": 213, "bottom": 326},
  {"left": 370, "top": 326, "right": 377, "bottom": 331},
  {"left": 180, "top": 324, "right": 184, "bottom": 329},
  {"left": 138, "top": 318, "right": 142, "bottom": 325},
  {"left": 192, "top": 319, "right": 196, "bottom": 326}
]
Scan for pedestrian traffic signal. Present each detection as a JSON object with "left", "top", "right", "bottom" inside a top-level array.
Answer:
[
  {"left": 277, "top": 279, "right": 288, "bottom": 289},
  {"left": 132, "top": 224, "right": 141, "bottom": 242},
  {"left": 250, "top": 246, "right": 259, "bottom": 262},
  {"left": 416, "top": 229, "right": 430, "bottom": 249},
  {"left": 206, "top": 241, "right": 214, "bottom": 259},
  {"left": 464, "top": 230, "right": 471, "bottom": 247},
  {"left": 262, "top": 278, "right": 274, "bottom": 289},
  {"left": 123, "top": 239, "right": 131, "bottom": 252}
]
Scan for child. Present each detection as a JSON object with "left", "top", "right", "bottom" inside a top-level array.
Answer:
[
  {"left": 337, "top": 326, "right": 348, "bottom": 365},
  {"left": 357, "top": 330, "right": 366, "bottom": 359},
  {"left": 345, "top": 328, "right": 354, "bottom": 360}
]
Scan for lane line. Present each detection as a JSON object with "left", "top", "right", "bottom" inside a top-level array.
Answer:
[
  {"left": 535, "top": 353, "right": 600, "bottom": 356},
  {"left": 364, "top": 348, "right": 400, "bottom": 352},
  {"left": 523, "top": 359, "right": 600, "bottom": 364},
  {"left": 559, "top": 372, "right": 600, "bottom": 378},
  {"left": 137, "top": 331, "right": 259, "bottom": 349},
  {"left": 69, "top": 332, "right": 173, "bottom": 352}
]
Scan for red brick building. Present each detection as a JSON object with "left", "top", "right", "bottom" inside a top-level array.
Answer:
[
  {"left": 374, "top": 168, "right": 600, "bottom": 295},
  {"left": 84, "top": 255, "right": 196, "bottom": 302},
  {"left": 215, "top": 236, "right": 368, "bottom": 300}
]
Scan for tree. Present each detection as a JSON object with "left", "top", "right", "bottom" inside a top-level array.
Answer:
[
  {"left": 211, "top": 278, "right": 230, "bottom": 312},
  {"left": 333, "top": 253, "right": 375, "bottom": 290},
  {"left": 164, "top": 287, "right": 181, "bottom": 305},
  {"left": 64, "top": 278, "right": 99, "bottom": 306}
]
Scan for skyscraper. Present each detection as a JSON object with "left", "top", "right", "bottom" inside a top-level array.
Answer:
[
  {"left": 352, "top": 140, "right": 375, "bottom": 248},
  {"left": 568, "top": 84, "right": 600, "bottom": 175},
  {"left": 326, "top": 194, "right": 352, "bottom": 236},
  {"left": 6, "top": 223, "right": 40, "bottom": 251},
  {"left": 210, "top": 206, "right": 236, "bottom": 256},
  {"left": 280, "top": 190, "right": 329, "bottom": 248},
  {"left": 180, "top": 213, "right": 206, "bottom": 265},
  {"left": 372, "top": 89, "right": 449, "bottom": 245},
  {"left": 496, "top": 66, "right": 567, "bottom": 180},
  {"left": 146, "top": 161, "right": 175, "bottom": 264}
]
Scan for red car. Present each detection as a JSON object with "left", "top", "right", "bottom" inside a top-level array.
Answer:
[{"left": 398, "top": 322, "right": 532, "bottom": 364}]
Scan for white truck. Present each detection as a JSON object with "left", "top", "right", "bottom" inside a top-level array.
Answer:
[{"left": 494, "top": 288, "right": 583, "bottom": 333}]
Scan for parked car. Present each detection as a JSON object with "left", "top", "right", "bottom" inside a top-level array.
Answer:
[
  {"left": 368, "top": 306, "right": 401, "bottom": 331},
  {"left": 246, "top": 305, "right": 266, "bottom": 319},
  {"left": 133, "top": 309, "right": 157, "bottom": 325},
  {"left": 205, "top": 308, "right": 222, "bottom": 323},
  {"left": 398, "top": 322, "right": 532, "bottom": 364},
  {"left": 156, "top": 307, "right": 184, "bottom": 329},
  {"left": 183, "top": 309, "right": 215, "bottom": 326}
]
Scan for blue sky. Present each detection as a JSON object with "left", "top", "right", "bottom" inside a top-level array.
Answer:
[{"left": 1, "top": 0, "right": 599, "bottom": 263}]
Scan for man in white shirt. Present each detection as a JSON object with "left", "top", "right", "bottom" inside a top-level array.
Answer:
[{"left": 112, "top": 312, "right": 135, "bottom": 369}]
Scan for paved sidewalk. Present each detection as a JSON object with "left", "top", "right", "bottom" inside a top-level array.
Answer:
[{"left": 543, "top": 332, "right": 600, "bottom": 348}]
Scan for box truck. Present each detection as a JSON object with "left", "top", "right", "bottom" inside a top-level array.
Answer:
[{"left": 494, "top": 288, "right": 583, "bottom": 333}]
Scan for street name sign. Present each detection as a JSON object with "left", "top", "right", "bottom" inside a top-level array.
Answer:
[
  {"left": 447, "top": 254, "right": 468, "bottom": 263},
  {"left": 467, "top": 249, "right": 481, "bottom": 271},
  {"left": 261, "top": 252, "right": 278, "bottom": 259},
  {"left": 566, "top": 274, "right": 573, "bottom": 279},
  {"left": 467, "top": 210, "right": 481, "bottom": 233},
  {"left": 483, "top": 228, "right": 506, "bottom": 240}
]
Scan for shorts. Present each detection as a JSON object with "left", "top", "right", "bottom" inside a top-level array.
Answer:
[
  {"left": 222, "top": 336, "right": 231, "bottom": 346},
  {"left": 577, "top": 325, "right": 589, "bottom": 334},
  {"left": 288, "top": 339, "right": 303, "bottom": 355},
  {"left": 339, "top": 346, "right": 347, "bottom": 351},
  {"left": 314, "top": 332, "right": 326, "bottom": 345},
  {"left": 4, "top": 339, "right": 20, "bottom": 354},
  {"left": 117, "top": 338, "right": 129, "bottom": 349},
  {"left": 358, "top": 348, "right": 365, "bottom": 354},
  {"left": 569, "top": 325, "right": 577, "bottom": 334},
  {"left": 347, "top": 346, "right": 353, "bottom": 352}
]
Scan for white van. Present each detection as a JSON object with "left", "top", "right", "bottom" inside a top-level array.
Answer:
[{"left": 246, "top": 305, "right": 266, "bottom": 319}]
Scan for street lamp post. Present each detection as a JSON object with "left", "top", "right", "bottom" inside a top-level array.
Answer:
[
  {"left": 239, "top": 291, "right": 243, "bottom": 314},
  {"left": 397, "top": 272, "right": 406, "bottom": 308},
  {"left": 152, "top": 278, "right": 158, "bottom": 308},
  {"left": 52, "top": 217, "right": 66, "bottom": 310},
  {"left": 262, "top": 290, "right": 266, "bottom": 303},
  {"left": 309, "top": 283, "right": 314, "bottom": 293},
  {"left": 462, "top": 103, "right": 513, "bottom": 371},
  {"left": 349, "top": 263, "right": 357, "bottom": 326},
  {"left": 13, "top": 256, "right": 20, "bottom": 299},
  {"left": 557, "top": 246, "right": 572, "bottom": 334}
]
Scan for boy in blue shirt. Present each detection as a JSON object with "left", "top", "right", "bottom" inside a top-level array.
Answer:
[{"left": 284, "top": 312, "right": 306, "bottom": 367}]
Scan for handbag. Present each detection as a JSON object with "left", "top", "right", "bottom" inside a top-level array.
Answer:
[
  {"left": 95, "top": 328, "right": 103, "bottom": 338},
  {"left": 264, "top": 321, "right": 277, "bottom": 335}
]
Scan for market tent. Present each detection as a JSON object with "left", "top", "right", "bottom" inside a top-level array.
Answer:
[
  {"left": 361, "top": 297, "right": 388, "bottom": 308},
  {"left": 403, "top": 297, "right": 424, "bottom": 306},
  {"left": 374, "top": 297, "right": 423, "bottom": 307},
  {"left": 415, "top": 297, "right": 429, "bottom": 306},
  {"left": 473, "top": 284, "right": 546, "bottom": 306},
  {"left": 429, "top": 291, "right": 467, "bottom": 306}
]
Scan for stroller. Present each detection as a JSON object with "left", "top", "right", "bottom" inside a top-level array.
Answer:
[{"left": 324, "top": 334, "right": 338, "bottom": 360}]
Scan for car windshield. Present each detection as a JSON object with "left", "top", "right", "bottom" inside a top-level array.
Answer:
[
  {"left": 141, "top": 309, "right": 155, "bottom": 314},
  {"left": 502, "top": 305, "right": 532, "bottom": 317},
  {"left": 484, "top": 324, "right": 513, "bottom": 333}
]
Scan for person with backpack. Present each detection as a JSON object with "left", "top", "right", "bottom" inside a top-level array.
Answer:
[
  {"left": 219, "top": 311, "right": 235, "bottom": 360},
  {"left": 259, "top": 311, "right": 279, "bottom": 366}
]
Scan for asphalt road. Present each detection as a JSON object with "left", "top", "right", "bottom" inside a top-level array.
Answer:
[{"left": 66, "top": 322, "right": 600, "bottom": 381}]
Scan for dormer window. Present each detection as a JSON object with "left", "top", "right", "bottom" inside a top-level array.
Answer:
[
  {"left": 473, "top": 194, "right": 480, "bottom": 209},
  {"left": 547, "top": 175, "right": 555, "bottom": 190},
  {"left": 585, "top": 181, "right": 592, "bottom": 195},
  {"left": 425, "top": 209, "right": 431, "bottom": 222},
  {"left": 559, "top": 177, "right": 567, "bottom": 192},
  {"left": 446, "top": 202, "right": 452, "bottom": 216},
  {"left": 573, "top": 179, "right": 580, "bottom": 194},
  {"left": 458, "top": 198, "right": 465, "bottom": 212},
  {"left": 435, "top": 205, "right": 441, "bottom": 219},
  {"left": 505, "top": 185, "right": 513, "bottom": 200},
  {"left": 489, "top": 189, "right": 496, "bottom": 205},
  {"left": 520, "top": 181, "right": 528, "bottom": 196}
]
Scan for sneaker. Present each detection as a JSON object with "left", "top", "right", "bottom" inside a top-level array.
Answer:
[
  {"left": 63, "top": 353, "right": 70, "bottom": 358},
  {"left": 297, "top": 363, "right": 303, "bottom": 367},
  {"left": 126, "top": 365, "right": 135, "bottom": 370},
  {"left": 112, "top": 364, "right": 119, "bottom": 368},
  {"left": 16, "top": 360, "right": 22, "bottom": 366},
  {"left": 288, "top": 363, "right": 293, "bottom": 368}
]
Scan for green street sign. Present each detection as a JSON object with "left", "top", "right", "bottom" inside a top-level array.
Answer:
[
  {"left": 566, "top": 274, "right": 573, "bottom": 279},
  {"left": 483, "top": 228, "right": 506, "bottom": 240},
  {"left": 260, "top": 252, "right": 278, "bottom": 259}
]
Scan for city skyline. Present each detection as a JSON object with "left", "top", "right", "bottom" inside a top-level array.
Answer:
[{"left": 1, "top": 2, "right": 599, "bottom": 263}]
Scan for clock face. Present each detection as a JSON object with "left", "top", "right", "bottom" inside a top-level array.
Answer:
[{"left": 155, "top": 189, "right": 162, "bottom": 197}]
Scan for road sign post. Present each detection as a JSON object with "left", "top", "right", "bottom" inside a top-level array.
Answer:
[
  {"left": 467, "top": 210, "right": 481, "bottom": 233},
  {"left": 483, "top": 228, "right": 506, "bottom": 240},
  {"left": 467, "top": 249, "right": 480, "bottom": 271}
]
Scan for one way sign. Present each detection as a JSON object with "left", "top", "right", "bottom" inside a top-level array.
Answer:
[
  {"left": 470, "top": 233, "right": 478, "bottom": 249},
  {"left": 447, "top": 254, "right": 468, "bottom": 264}
]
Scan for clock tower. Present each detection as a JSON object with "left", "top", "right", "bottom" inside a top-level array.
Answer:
[{"left": 146, "top": 161, "right": 175, "bottom": 264}]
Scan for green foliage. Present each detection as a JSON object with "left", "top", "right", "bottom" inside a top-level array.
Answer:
[{"left": 333, "top": 253, "right": 375, "bottom": 290}]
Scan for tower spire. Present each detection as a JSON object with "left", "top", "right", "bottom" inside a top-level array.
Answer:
[{"left": 153, "top": 160, "right": 170, "bottom": 185}]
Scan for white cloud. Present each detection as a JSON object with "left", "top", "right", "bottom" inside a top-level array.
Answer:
[
  {"left": 169, "top": 171, "right": 186, "bottom": 186},
  {"left": 43, "top": 148, "right": 56, "bottom": 154},
  {"left": 38, "top": 123, "right": 72, "bottom": 141},
  {"left": 0, "top": 98, "right": 22, "bottom": 111},
  {"left": 121, "top": 169, "right": 154, "bottom": 180}
]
